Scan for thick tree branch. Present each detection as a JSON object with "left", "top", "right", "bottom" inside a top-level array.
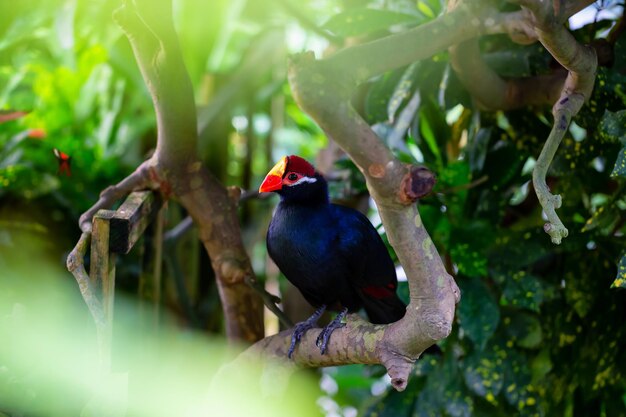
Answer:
[
  {"left": 240, "top": 4, "right": 507, "bottom": 387},
  {"left": 323, "top": 3, "right": 542, "bottom": 84},
  {"left": 449, "top": 38, "right": 566, "bottom": 110},
  {"left": 242, "top": 314, "right": 430, "bottom": 390},
  {"left": 113, "top": 0, "right": 264, "bottom": 342},
  {"left": 68, "top": 0, "right": 264, "bottom": 343},
  {"left": 243, "top": 0, "right": 599, "bottom": 385},
  {"left": 447, "top": 0, "right": 595, "bottom": 111}
]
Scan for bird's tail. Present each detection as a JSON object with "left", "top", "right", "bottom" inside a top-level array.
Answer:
[{"left": 361, "top": 292, "right": 406, "bottom": 324}]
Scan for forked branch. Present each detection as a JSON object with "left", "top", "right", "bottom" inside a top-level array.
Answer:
[{"left": 68, "top": 0, "right": 265, "bottom": 343}]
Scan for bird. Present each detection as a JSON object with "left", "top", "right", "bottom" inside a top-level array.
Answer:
[{"left": 259, "top": 155, "right": 407, "bottom": 358}]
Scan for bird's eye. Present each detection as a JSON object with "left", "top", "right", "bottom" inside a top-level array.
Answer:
[{"left": 287, "top": 173, "right": 298, "bottom": 181}]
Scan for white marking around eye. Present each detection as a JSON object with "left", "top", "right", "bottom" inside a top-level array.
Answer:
[{"left": 285, "top": 176, "right": 317, "bottom": 187}]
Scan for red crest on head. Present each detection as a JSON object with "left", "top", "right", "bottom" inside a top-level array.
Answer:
[{"left": 285, "top": 155, "right": 316, "bottom": 177}]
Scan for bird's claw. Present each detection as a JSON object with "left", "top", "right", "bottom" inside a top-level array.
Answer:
[
  {"left": 288, "top": 322, "right": 310, "bottom": 358},
  {"left": 315, "top": 308, "right": 348, "bottom": 355},
  {"left": 287, "top": 305, "right": 326, "bottom": 359}
]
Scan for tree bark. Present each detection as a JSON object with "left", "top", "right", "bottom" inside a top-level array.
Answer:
[{"left": 112, "top": 0, "right": 264, "bottom": 343}]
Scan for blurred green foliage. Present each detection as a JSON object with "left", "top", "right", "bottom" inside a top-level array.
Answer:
[
  {"left": 0, "top": 231, "right": 320, "bottom": 417},
  {"left": 1, "top": 0, "right": 625, "bottom": 417}
]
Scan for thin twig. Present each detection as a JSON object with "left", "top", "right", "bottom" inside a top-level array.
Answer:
[
  {"left": 78, "top": 161, "right": 152, "bottom": 232},
  {"left": 438, "top": 175, "right": 489, "bottom": 194},
  {"left": 275, "top": 0, "right": 342, "bottom": 45},
  {"left": 66, "top": 232, "right": 106, "bottom": 329},
  {"left": 245, "top": 275, "right": 293, "bottom": 328}
]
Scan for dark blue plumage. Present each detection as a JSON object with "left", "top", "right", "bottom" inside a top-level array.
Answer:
[{"left": 260, "top": 156, "right": 406, "bottom": 356}]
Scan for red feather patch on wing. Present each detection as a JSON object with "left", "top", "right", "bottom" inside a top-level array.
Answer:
[
  {"left": 361, "top": 285, "right": 395, "bottom": 299},
  {"left": 286, "top": 155, "right": 315, "bottom": 177},
  {"left": 53, "top": 148, "right": 72, "bottom": 177}
]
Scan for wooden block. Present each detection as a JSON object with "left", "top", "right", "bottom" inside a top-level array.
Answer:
[{"left": 109, "top": 191, "right": 163, "bottom": 254}]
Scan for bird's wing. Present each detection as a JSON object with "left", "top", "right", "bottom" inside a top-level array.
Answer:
[
  {"left": 332, "top": 205, "right": 398, "bottom": 291},
  {"left": 332, "top": 205, "right": 406, "bottom": 323}
]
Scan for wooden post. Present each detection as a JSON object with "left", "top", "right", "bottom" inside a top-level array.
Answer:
[
  {"left": 91, "top": 209, "right": 117, "bottom": 370},
  {"left": 87, "top": 191, "right": 164, "bottom": 369}
]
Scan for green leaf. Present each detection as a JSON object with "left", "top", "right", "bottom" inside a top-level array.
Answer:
[
  {"left": 582, "top": 204, "right": 621, "bottom": 232},
  {"left": 365, "top": 69, "right": 405, "bottom": 124},
  {"left": 466, "top": 127, "right": 491, "bottom": 174},
  {"left": 612, "top": 253, "right": 626, "bottom": 289},
  {"left": 364, "top": 376, "right": 419, "bottom": 417},
  {"left": 449, "top": 220, "right": 492, "bottom": 278},
  {"left": 417, "top": 98, "right": 449, "bottom": 168},
  {"left": 489, "top": 230, "right": 550, "bottom": 272},
  {"left": 599, "top": 110, "right": 626, "bottom": 144},
  {"left": 322, "top": 8, "right": 422, "bottom": 37},
  {"left": 611, "top": 146, "right": 626, "bottom": 177},
  {"left": 503, "top": 312, "right": 542, "bottom": 349},
  {"left": 413, "top": 358, "right": 465, "bottom": 417},
  {"left": 481, "top": 139, "right": 525, "bottom": 189},
  {"left": 462, "top": 348, "right": 504, "bottom": 399},
  {"left": 530, "top": 348, "right": 552, "bottom": 384},
  {"left": 500, "top": 272, "right": 544, "bottom": 312},
  {"left": 483, "top": 48, "right": 532, "bottom": 78},
  {"left": 442, "top": 383, "right": 473, "bottom": 417},
  {"left": 414, "top": 385, "right": 443, "bottom": 417},
  {"left": 458, "top": 278, "right": 499, "bottom": 349},
  {"left": 387, "top": 62, "right": 419, "bottom": 122},
  {"left": 416, "top": 1, "right": 437, "bottom": 19},
  {"left": 501, "top": 346, "right": 541, "bottom": 413}
]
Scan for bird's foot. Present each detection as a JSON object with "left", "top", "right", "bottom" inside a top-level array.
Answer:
[
  {"left": 316, "top": 308, "right": 348, "bottom": 355},
  {"left": 288, "top": 305, "right": 326, "bottom": 359}
]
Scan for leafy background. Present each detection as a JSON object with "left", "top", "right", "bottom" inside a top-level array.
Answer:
[{"left": 0, "top": 0, "right": 625, "bottom": 416}]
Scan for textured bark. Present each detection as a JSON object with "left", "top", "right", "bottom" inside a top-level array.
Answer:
[
  {"left": 450, "top": 39, "right": 567, "bottom": 110},
  {"left": 242, "top": 0, "right": 597, "bottom": 388},
  {"left": 114, "top": 0, "right": 264, "bottom": 342},
  {"left": 447, "top": 0, "right": 595, "bottom": 111},
  {"left": 520, "top": 0, "right": 598, "bottom": 244},
  {"left": 70, "top": 0, "right": 264, "bottom": 343}
]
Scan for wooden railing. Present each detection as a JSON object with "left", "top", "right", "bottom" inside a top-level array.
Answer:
[{"left": 68, "top": 191, "right": 164, "bottom": 369}]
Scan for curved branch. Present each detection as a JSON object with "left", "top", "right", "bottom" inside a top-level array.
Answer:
[
  {"left": 111, "top": 0, "right": 265, "bottom": 342},
  {"left": 78, "top": 161, "right": 152, "bottom": 232},
  {"left": 447, "top": 0, "right": 595, "bottom": 111},
  {"left": 323, "top": 3, "right": 538, "bottom": 84},
  {"left": 66, "top": 232, "right": 105, "bottom": 329},
  {"left": 513, "top": 0, "right": 598, "bottom": 244},
  {"left": 243, "top": 6, "right": 483, "bottom": 386},
  {"left": 449, "top": 38, "right": 566, "bottom": 110},
  {"left": 242, "top": 314, "right": 436, "bottom": 391}
]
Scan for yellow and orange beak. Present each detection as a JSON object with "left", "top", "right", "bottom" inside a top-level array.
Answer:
[{"left": 259, "top": 156, "right": 287, "bottom": 193}]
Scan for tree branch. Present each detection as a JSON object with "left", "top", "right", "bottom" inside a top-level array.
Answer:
[
  {"left": 510, "top": 0, "right": 598, "bottom": 244},
  {"left": 274, "top": 0, "right": 342, "bottom": 45},
  {"left": 113, "top": 0, "right": 264, "bottom": 342},
  {"left": 320, "top": 3, "right": 553, "bottom": 85},
  {"left": 66, "top": 232, "right": 105, "bottom": 329},
  {"left": 449, "top": 38, "right": 567, "bottom": 110},
  {"left": 240, "top": 4, "right": 500, "bottom": 388},
  {"left": 447, "top": 0, "right": 595, "bottom": 111},
  {"left": 78, "top": 162, "right": 152, "bottom": 232},
  {"left": 446, "top": 0, "right": 596, "bottom": 243},
  {"left": 67, "top": 0, "right": 264, "bottom": 343}
]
